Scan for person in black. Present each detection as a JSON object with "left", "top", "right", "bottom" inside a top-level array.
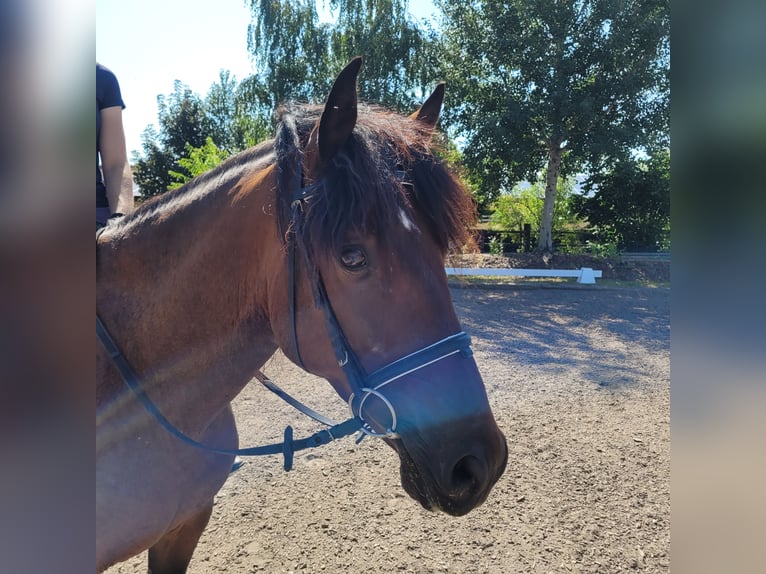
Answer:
[{"left": 97, "top": 63, "right": 133, "bottom": 227}]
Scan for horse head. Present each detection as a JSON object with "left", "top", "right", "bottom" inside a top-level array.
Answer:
[{"left": 271, "top": 57, "right": 507, "bottom": 516}]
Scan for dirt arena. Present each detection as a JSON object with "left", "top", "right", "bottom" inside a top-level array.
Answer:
[{"left": 106, "top": 284, "right": 670, "bottom": 573}]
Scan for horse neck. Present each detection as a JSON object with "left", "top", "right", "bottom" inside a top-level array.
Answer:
[{"left": 97, "top": 159, "right": 284, "bottom": 406}]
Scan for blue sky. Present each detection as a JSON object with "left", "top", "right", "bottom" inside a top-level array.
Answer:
[
  {"left": 97, "top": 0, "right": 254, "bottom": 156},
  {"left": 97, "top": 0, "right": 437, "bottom": 157}
]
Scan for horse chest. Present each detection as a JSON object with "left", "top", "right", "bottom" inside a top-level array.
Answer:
[{"left": 96, "top": 407, "right": 235, "bottom": 570}]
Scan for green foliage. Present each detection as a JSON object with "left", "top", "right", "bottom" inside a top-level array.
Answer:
[
  {"left": 245, "top": 0, "right": 335, "bottom": 108},
  {"left": 245, "top": 0, "right": 437, "bottom": 111},
  {"left": 556, "top": 233, "right": 588, "bottom": 255},
  {"left": 489, "top": 176, "right": 580, "bottom": 236},
  {"left": 132, "top": 82, "right": 212, "bottom": 198},
  {"left": 583, "top": 239, "right": 620, "bottom": 258},
  {"left": 156, "top": 81, "right": 212, "bottom": 158},
  {"left": 131, "top": 126, "right": 176, "bottom": 199},
  {"left": 573, "top": 150, "right": 670, "bottom": 252},
  {"left": 132, "top": 74, "right": 272, "bottom": 199},
  {"left": 206, "top": 71, "right": 272, "bottom": 153},
  {"left": 487, "top": 235, "right": 504, "bottom": 255},
  {"left": 436, "top": 0, "right": 670, "bottom": 249},
  {"left": 490, "top": 188, "right": 541, "bottom": 232},
  {"left": 168, "top": 137, "right": 230, "bottom": 189}
]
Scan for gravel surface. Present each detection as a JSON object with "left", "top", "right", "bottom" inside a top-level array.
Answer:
[{"left": 106, "top": 284, "right": 670, "bottom": 573}]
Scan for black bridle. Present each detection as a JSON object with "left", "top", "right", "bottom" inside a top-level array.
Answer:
[
  {"left": 96, "top": 151, "right": 474, "bottom": 471},
  {"left": 284, "top": 179, "right": 474, "bottom": 441}
]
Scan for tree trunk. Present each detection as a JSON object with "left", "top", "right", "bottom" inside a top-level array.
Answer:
[{"left": 537, "top": 145, "right": 563, "bottom": 254}]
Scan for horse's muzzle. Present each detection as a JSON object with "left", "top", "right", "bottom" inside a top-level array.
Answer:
[{"left": 393, "top": 424, "right": 508, "bottom": 516}]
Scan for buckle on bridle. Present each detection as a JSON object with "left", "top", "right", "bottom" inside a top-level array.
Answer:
[
  {"left": 348, "top": 387, "right": 400, "bottom": 442},
  {"left": 291, "top": 181, "right": 317, "bottom": 211}
]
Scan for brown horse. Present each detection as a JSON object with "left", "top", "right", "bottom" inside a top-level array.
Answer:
[{"left": 96, "top": 58, "right": 507, "bottom": 573}]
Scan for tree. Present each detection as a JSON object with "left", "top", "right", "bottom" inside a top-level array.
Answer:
[
  {"left": 490, "top": 175, "right": 579, "bottom": 237},
  {"left": 573, "top": 150, "right": 670, "bottom": 251},
  {"left": 156, "top": 81, "right": 212, "bottom": 158},
  {"left": 245, "top": 0, "right": 437, "bottom": 111},
  {"left": 132, "top": 82, "right": 211, "bottom": 198},
  {"left": 437, "top": 0, "right": 669, "bottom": 253},
  {"left": 205, "top": 70, "right": 242, "bottom": 152},
  {"left": 168, "top": 137, "right": 230, "bottom": 189},
  {"left": 206, "top": 71, "right": 272, "bottom": 153},
  {"left": 132, "top": 75, "right": 272, "bottom": 198},
  {"left": 132, "top": 126, "right": 176, "bottom": 198}
]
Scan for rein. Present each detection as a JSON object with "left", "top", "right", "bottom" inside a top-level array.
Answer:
[
  {"left": 96, "top": 316, "right": 360, "bottom": 471},
  {"left": 96, "top": 138, "right": 474, "bottom": 472}
]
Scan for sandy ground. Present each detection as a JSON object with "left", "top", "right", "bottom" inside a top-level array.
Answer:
[{"left": 106, "top": 284, "right": 670, "bottom": 573}]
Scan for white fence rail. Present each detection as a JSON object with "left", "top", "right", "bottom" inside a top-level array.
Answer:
[{"left": 445, "top": 267, "right": 602, "bottom": 284}]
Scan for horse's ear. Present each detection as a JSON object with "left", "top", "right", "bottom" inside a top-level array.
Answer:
[
  {"left": 410, "top": 82, "right": 445, "bottom": 128},
  {"left": 318, "top": 56, "right": 362, "bottom": 163}
]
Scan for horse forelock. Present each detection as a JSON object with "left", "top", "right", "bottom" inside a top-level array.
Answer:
[{"left": 275, "top": 104, "right": 476, "bottom": 258}]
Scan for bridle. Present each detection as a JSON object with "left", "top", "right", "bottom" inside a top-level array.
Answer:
[
  {"left": 96, "top": 140, "right": 475, "bottom": 471},
  {"left": 284, "top": 175, "right": 474, "bottom": 441}
]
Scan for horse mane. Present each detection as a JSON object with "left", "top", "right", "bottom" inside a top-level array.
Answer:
[
  {"left": 116, "top": 141, "right": 276, "bottom": 230},
  {"left": 274, "top": 104, "right": 477, "bottom": 257}
]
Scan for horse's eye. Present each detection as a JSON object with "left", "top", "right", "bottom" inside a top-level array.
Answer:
[{"left": 340, "top": 247, "right": 367, "bottom": 270}]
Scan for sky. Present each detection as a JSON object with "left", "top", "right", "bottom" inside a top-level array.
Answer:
[
  {"left": 97, "top": 0, "right": 255, "bottom": 156},
  {"left": 96, "top": 0, "right": 437, "bottom": 157}
]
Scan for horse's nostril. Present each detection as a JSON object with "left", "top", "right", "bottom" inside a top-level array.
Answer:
[{"left": 451, "top": 455, "right": 488, "bottom": 495}]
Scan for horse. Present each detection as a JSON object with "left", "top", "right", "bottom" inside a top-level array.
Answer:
[{"left": 96, "top": 57, "right": 508, "bottom": 573}]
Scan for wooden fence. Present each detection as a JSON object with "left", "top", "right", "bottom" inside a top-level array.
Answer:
[
  {"left": 474, "top": 227, "right": 598, "bottom": 254},
  {"left": 474, "top": 227, "right": 669, "bottom": 254}
]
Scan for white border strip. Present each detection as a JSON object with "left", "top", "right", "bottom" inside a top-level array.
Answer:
[{"left": 445, "top": 267, "right": 602, "bottom": 283}]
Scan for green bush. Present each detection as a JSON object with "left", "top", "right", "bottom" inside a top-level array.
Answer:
[
  {"left": 488, "top": 235, "right": 504, "bottom": 255},
  {"left": 585, "top": 240, "right": 619, "bottom": 258}
]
